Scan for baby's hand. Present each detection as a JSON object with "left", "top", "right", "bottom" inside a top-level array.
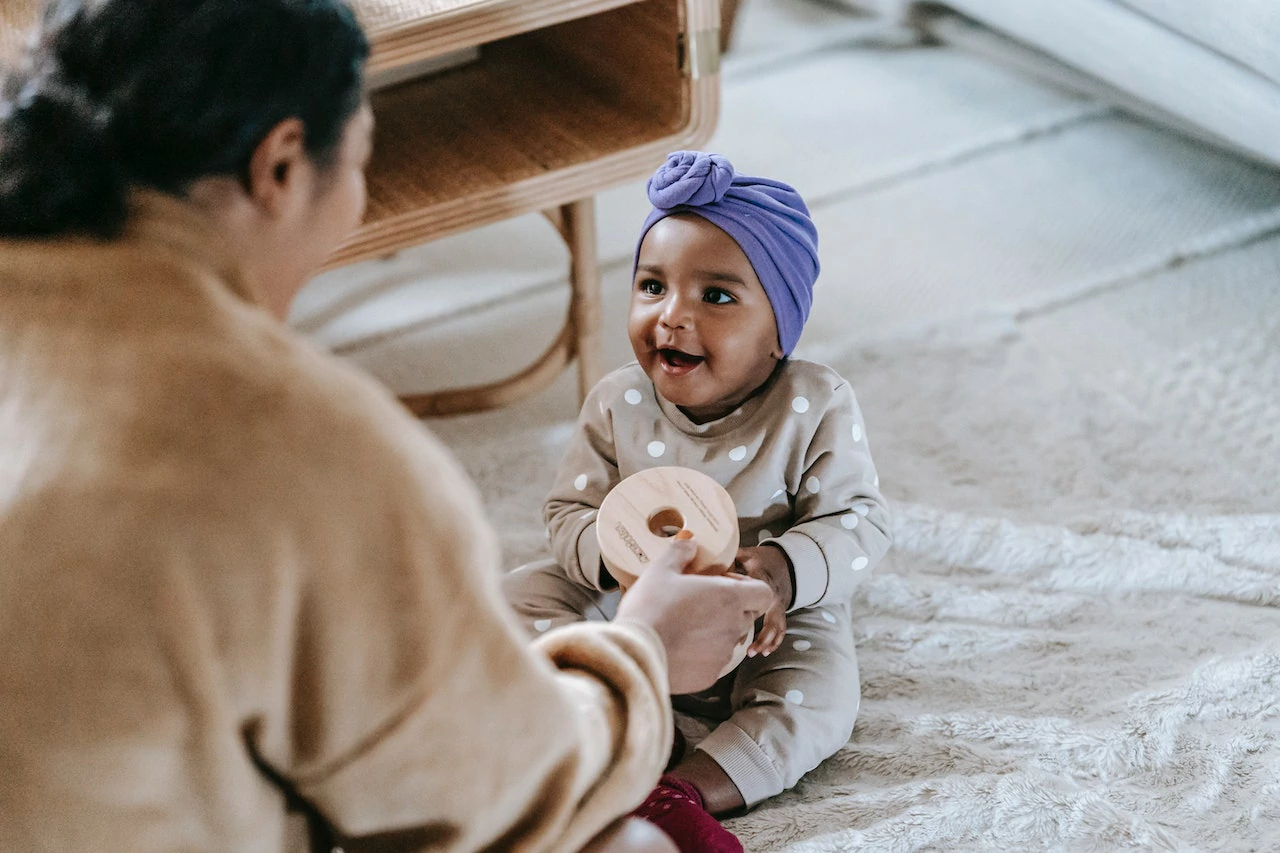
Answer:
[{"left": 735, "top": 545, "right": 793, "bottom": 657}]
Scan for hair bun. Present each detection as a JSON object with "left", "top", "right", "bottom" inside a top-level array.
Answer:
[
  {"left": 645, "top": 150, "right": 735, "bottom": 210},
  {"left": 0, "top": 76, "right": 127, "bottom": 237}
]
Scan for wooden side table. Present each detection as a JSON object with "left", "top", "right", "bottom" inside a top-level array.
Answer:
[{"left": 340, "top": 0, "right": 722, "bottom": 416}]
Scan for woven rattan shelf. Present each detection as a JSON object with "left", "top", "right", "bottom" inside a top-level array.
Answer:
[{"left": 340, "top": 1, "right": 696, "bottom": 264}]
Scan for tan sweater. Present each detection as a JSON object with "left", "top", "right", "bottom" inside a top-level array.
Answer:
[{"left": 0, "top": 193, "right": 671, "bottom": 853}]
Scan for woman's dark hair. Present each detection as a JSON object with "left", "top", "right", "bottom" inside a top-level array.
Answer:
[{"left": 0, "top": 0, "right": 369, "bottom": 238}]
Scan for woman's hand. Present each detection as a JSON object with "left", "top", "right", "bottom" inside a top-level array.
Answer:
[
  {"left": 615, "top": 537, "right": 773, "bottom": 695},
  {"left": 735, "top": 545, "right": 793, "bottom": 658}
]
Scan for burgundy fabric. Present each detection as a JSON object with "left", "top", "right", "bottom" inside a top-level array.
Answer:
[{"left": 633, "top": 774, "right": 744, "bottom": 853}]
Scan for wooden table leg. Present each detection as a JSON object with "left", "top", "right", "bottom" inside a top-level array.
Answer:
[
  {"left": 397, "top": 196, "right": 603, "bottom": 418},
  {"left": 562, "top": 197, "right": 603, "bottom": 403},
  {"left": 720, "top": 0, "right": 743, "bottom": 52}
]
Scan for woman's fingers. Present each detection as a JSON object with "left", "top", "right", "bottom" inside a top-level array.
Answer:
[
  {"left": 618, "top": 538, "right": 778, "bottom": 693},
  {"left": 648, "top": 535, "right": 698, "bottom": 575},
  {"left": 711, "top": 571, "right": 774, "bottom": 617}
]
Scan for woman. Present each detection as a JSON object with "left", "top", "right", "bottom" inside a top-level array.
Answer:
[{"left": 0, "top": 2, "right": 772, "bottom": 851}]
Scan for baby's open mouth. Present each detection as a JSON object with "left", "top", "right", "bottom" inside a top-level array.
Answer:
[{"left": 657, "top": 347, "right": 705, "bottom": 374}]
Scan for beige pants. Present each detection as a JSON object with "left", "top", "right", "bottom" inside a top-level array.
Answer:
[{"left": 502, "top": 558, "right": 861, "bottom": 807}]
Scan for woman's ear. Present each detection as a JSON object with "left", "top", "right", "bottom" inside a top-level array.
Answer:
[{"left": 245, "top": 117, "right": 309, "bottom": 217}]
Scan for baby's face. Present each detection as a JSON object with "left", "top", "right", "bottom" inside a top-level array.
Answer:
[{"left": 628, "top": 214, "right": 781, "bottom": 423}]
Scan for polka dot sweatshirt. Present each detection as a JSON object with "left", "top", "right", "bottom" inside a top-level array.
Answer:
[{"left": 545, "top": 360, "right": 893, "bottom": 609}]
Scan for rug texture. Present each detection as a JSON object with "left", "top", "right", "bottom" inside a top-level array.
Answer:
[{"left": 449, "top": 302, "right": 1280, "bottom": 851}]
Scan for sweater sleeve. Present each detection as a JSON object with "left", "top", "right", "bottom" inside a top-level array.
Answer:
[
  {"left": 768, "top": 380, "right": 893, "bottom": 610},
  {"left": 260, "top": 396, "right": 671, "bottom": 853},
  {"left": 544, "top": 383, "right": 623, "bottom": 591}
]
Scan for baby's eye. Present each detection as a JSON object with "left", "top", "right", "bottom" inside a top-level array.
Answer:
[
  {"left": 638, "top": 278, "right": 664, "bottom": 296},
  {"left": 704, "top": 287, "right": 735, "bottom": 305}
]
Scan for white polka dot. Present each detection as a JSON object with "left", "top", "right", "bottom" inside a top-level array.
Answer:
[
  {"left": 624, "top": 388, "right": 643, "bottom": 405},
  {"left": 805, "top": 476, "right": 821, "bottom": 494},
  {"left": 728, "top": 445, "right": 748, "bottom": 462},
  {"left": 852, "top": 423, "right": 863, "bottom": 442},
  {"left": 840, "top": 514, "right": 860, "bottom": 530},
  {"left": 785, "top": 689, "right": 805, "bottom": 705},
  {"left": 772, "top": 488, "right": 786, "bottom": 500},
  {"left": 757, "top": 529, "right": 773, "bottom": 543},
  {"left": 647, "top": 440, "right": 666, "bottom": 458},
  {"left": 821, "top": 610, "right": 836, "bottom": 624},
  {"left": 574, "top": 474, "right": 588, "bottom": 491},
  {"left": 533, "top": 619, "right": 552, "bottom": 632},
  {"left": 854, "top": 504, "right": 870, "bottom": 517},
  {"left": 792, "top": 639, "right": 812, "bottom": 652},
  {"left": 852, "top": 557, "right": 869, "bottom": 572},
  {"left": 791, "top": 396, "right": 810, "bottom": 414}
]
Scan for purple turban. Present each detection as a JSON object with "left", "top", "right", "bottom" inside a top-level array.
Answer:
[{"left": 634, "top": 151, "right": 820, "bottom": 356}]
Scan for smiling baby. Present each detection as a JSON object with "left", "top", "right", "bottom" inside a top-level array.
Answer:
[{"left": 503, "top": 151, "right": 893, "bottom": 851}]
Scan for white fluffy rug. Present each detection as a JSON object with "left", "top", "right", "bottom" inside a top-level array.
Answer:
[{"left": 449, "top": 309, "right": 1280, "bottom": 851}]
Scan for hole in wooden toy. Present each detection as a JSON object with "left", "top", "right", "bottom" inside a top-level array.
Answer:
[{"left": 647, "top": 507, "right": 685, "bottom": 538}]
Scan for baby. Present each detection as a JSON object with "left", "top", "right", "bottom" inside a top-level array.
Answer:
[{"left": 504, "top": 151, "right": 892, "bottom": 850}]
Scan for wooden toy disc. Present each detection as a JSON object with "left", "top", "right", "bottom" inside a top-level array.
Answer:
[
  {"left": 598, "top": 466, "right": 753, "bottom": 678},
  {"left": 597, "top": 466, "right": 738, "bottom": 588}
]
